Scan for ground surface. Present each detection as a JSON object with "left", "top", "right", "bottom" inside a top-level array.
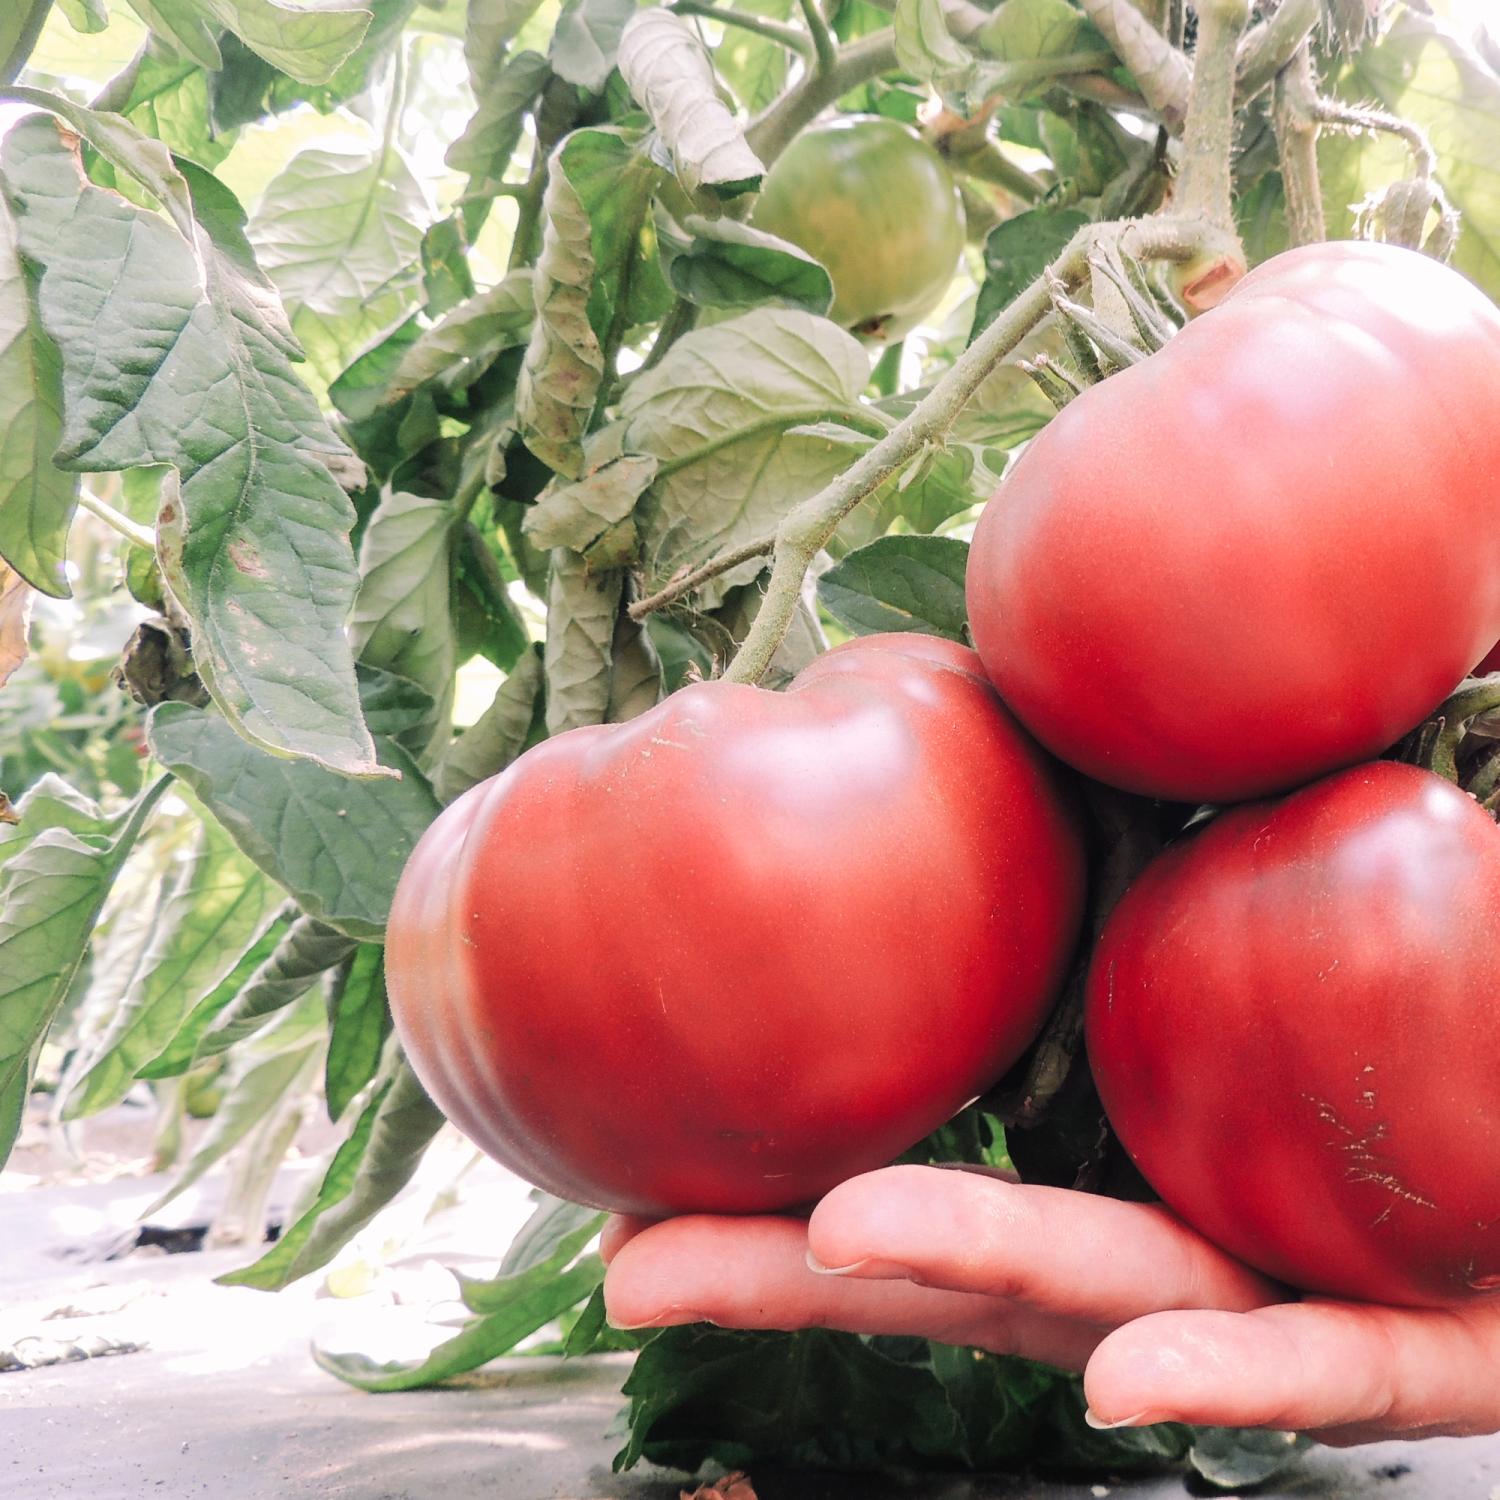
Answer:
[{"left": 6, "top": 1102, "right": 1500, "bottom": 1500}]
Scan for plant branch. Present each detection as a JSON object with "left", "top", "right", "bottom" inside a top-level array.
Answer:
[
  {"left": 1311, "top": 96, "right": 1438, "bottom": 182},
  {"left": 629, "top": 537, "right": 776, "bottom": 620},
  {"left": 640, "top": 295, "right": 698, "bottom": 374},
  {"left": 78, "top": 488, "right": 156, "bottom": 552},
  {"left": 1078, "top": 0, "right": 1191, "bottom": 131},
  {"left": 1272, "top": 42, "right": 1325, "bottom": 246},
  {"left": 2, "top": 0, "right": 53, "bottom": 88},
  {"left": 1173, "top": 0, "right": 1252, "bottom": 232},
  {"left": 797, "top": 0, "right": 838, "bottom": 75},
  {"left": 722, "top": 216, "right": 1229, "bottom": 685},
  {"left": 670, "top": 1, "right": 811, "bottom": 57},
  {"left": 745, "top": 29, "right": 899, "bottom": 164},
  {"left": 1236, "top": 0, "right": 1320, "bottom": 105}
]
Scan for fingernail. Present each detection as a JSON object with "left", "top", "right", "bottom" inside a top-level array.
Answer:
[
  {"left": 805, "top": 1251, "right": 912, "bottom": 1278},
  {"left": 1084, "top": 1409, "right": 1161, "bottom": 1430},
  {"left": 606, "top": 1307, "right": 714, "bottom": 1331}
]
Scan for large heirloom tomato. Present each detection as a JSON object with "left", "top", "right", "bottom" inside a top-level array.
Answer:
[
  {"left": 967, "top": 241, "right": 1500, "bottom": 803},
  {"left": 751, "top": 116, "right": 965, "bottom": 339},
  {"left": 1086, "top": 760, "right": 1500, "bottom": 1306},
  {"left": 387, "top": 636, "right": 1085, "bottom": 1216}
]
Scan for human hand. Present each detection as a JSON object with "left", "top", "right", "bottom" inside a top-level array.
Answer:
[{"left": 601, "top": 1164, "right": 1500, "bottom": 1447}]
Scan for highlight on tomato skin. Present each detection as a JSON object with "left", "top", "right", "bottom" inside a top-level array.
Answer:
[
  {"left": 965, "top": 240, "right": 1500, "bottom": 805},
  {"left": 385, "top": 634, "right": 1087, "bottom": 1218},
  {"left": 1085, "top": 759, "right": 1500, "bottom": 1309}
]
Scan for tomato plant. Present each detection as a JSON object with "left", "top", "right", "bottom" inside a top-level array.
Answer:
[
  {"left": 967, "top": 241, "right": 1500, "bottom": 804},
  {"left": 750, "top": 117, "right": 966, "bottom": 339},
  {"left": 1086, "top": 759, "right": 1500, "bottom": 1306},
  {"left": 387, "top": 635, "right": 1084, "bottom": 1215}
]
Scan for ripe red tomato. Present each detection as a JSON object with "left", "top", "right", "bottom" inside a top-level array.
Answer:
[
  {"left": 386, "top": 635, "right": 1084, "bottom": 1216},
  {"left": 1086, "top": 760, "right": 1500, "bottom": 1306},
  {"left": 967, "top": 241, "right": 1500, "bottom": 802}
]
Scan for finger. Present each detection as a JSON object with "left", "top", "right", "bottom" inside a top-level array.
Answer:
[
  {"left": 600, "top": 1214, "right": 658, "bottom": 1265},
  {"left": 602, "top": 1213, "right": 1106, "bottom": 1371},
  {"left": 1084, "top": 1300, "right": 1500, "bottom": 1437},
  {"left": 805, "top": 1165, "right": 1281, "bottom": 1323}
]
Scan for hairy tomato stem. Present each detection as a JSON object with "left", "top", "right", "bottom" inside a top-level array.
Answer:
[{"left": 1272, "top": 43, "right": 1326, "bottom": 247}]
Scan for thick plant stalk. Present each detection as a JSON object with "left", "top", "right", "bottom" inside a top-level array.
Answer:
[
  {"left": 745, "top": 31, "right": 900, "bottom": 164},
  {"left": 721, "top": 216, "right": 1231, "bottom": 686},
  {"left": 1237, "top": 0, "right": 1321, "bottom": 104},
  {"left": 1272, "top": 43, "right": 1326, "bottom": 247}
]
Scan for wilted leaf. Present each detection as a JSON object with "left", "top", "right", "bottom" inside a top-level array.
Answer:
[
  {"left": 434, "top": 644, "right": 544, "bottom": 803},
  {"left": 1, "top": 114, "right": 379, "bottom": 776},
  {"left": 0, "top": 778, "right": 168, "bottom": 1168},
  {"left": 818, "top": 535, "right": 970, "bottom": 641},
  {"left": 550, "top": 0, "right": 636, "bottom": 91},
  {"left": 618, "top": 10, "right": 764, "bottom": 197},
  {"left": 219, "top": 1054, "right": 445, "bottom": 1290},
  {"left": 0, "top": 194, "right": 73, "bottom": 599},
  {"left": 446, "top": 49, "right": 551, "bottom": 182},
  {"left": 525, "top": 453, "right": 656, "bottom": 555},
  {"left": 383, "top": 272, "right": 535, "bottom": 405},
  {"left": 544, "top": 550, "right": 621, "bottom": 734},
  {"left": 63, "top": 816, "right": 284, "bottom": 1119},
  {"left": 0, "top": 564, "right": 32, "bottom": 689},
  {"left": 148, "top": 704, "right": 441, "bottom": 939},
  {"left": 621, "top": 309, "right": 872, "bottom": 603}
]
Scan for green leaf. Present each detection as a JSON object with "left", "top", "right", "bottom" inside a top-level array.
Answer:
[
  {"left": 3, "top": 2, "right": 57, "bottom": 87},
  {"left": 618, "top": 10, "right": 764, "bottom": 197},
  {"left": 349, "top": 492, "right": 458, "bottom": 724},
  {"left": 516, "top": 127, "right": 667, "bottom": 477},
  {"left": 63, "top": 815, "right": 284, "bottom": 1119},
  {"left": 550, "top": 0, "right": 636, "bottom": 92},
  {"left": 616, "top": 1327, "right": 963, "bottom": 1472},
  {"left": 544, "top": 550, "right": 621, "bottom": 734},
  {"left": 192, "top": 914, "right": 356, "bottom": 1062},
  {"left": 186, "top": 0, "right": 371, "bottom": 85},
  {"left": 710, "top": 0, "right": 792, "bottom": 112},
  {"left": 972, "top": 205, "right": 1090, "bottom": 342},
  {"left": 0, "top": 193, "right": 73, "bottom": 599},
  {"left": 320, "top": 1249, "right": 604, "bottom": 1389},
  {"left": 324, "top": 942, "right": 390, "bottom": 1122},
  {"left": 219, "top": 1054, "right": 445, "bottom": 1289},
  {"left": 148, "top": 704, "right": 442, "bottom": 940},
  {"left": 663, "top": 213, "right": 833, "bottom": 314},
  {"left": 0, "top": 774, "right": 117, "bottom": 871},
  {"left": 251, "top": 146, "right": 427, "bottom": 386},
  {"left": 356, "top": 663, "right": 438, "bottom": 745},
  {"left": 818, "top": 534, "right": 970, "bottom": 641},
  {"left": 418, "top": 216, "right": 474, "bottom": 316},
  {"left": 463, "top": 0, "right": 547, "bottom": 93},
  {"left": 58, "top": 0, "right": 109, "bottom": 34},
  {"left": 382, "top": 272, "right": 535, "bottom": 407},
  {"left": 894, "top": 0, "right": 974, "bottom": 85},
  {"left": 0, "top": 112, "right": 380, "bottom": 777},
  {"left": 0, "top": 777, "right": 167, "bottom": 1169},
  {"left": 91, "top": 44, "right": 236, "bottom": 178},
  {"left": 621, "top": 308, "right": 871, "bottom": 603},
  {"left": 1188, "top": 1427, "right": 1312, "bottom": 1490},
  {"left": 445, "top": 48, "right": 550, "bottom": 181},
  {"left": 494, "top": 1193, "right": 604, "bottom": 1279},
  {"left": 124, "top": 0, "right": 223, "bottom": 73},
  {"left": 434, "top": 643, "right": 544, "bottom": 803},
  {"left": 975, "top": 0, "right": 1087, "bottom": 66},
  {"left": 135, "top": 906, "right": 295, "bottom": 1079}
]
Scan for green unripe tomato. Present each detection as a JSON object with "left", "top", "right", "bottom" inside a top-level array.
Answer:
[{"left": 751, "top": 116, "right": 966, "bottom": 340}]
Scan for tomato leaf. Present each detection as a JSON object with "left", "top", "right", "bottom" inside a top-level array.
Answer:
[
  {"left": 618, "top": 10, "right": 764, "bottom": 198},
  {"left": 463, "top": 0, "right": 548, "bottom": 94},
  {"left": 894, "top": 0, "right": 974, "bottom": 87},
  {"left": 710, "top": 0, "right": 792, "bottom": 112},
  {"left": 323, "top": 941, "right": 390, "bottom": 1122},
  {"left": 493, "top": 1192, "right": 605, "bottom": 1280},
  {"left": 218, "top": 1053, "right": 445, "bottom": 1291},
  {"left": 0, "top": 777, "right": 168, "bottom": 1169},
  {"left": 972, "top": 205, "right": 1091, "bottom": 343},
  {"left": 147, "top": 704, "right": 441, "bottom": 940},
  {"left": 544, "top": 550, "right": 623, "bottom": 733},
  {"left": 1188, "top": 1427, "right": 1313, "bottom": 1490},
  {"left": 434, "top": 644, "right": 544, "bottom": 803},
  {"left": 0, "top": 193, "right": 73, "bottom": 599},
  {"left": 660, "top": 213, "right": 834, "bottom": 315},
  {"left": 381, "top": 273, "right": 535, "bottom": 407},
  {"left": 818, "top": 534, "right": 971, "bottom": 642},
  {"left": 524, "top": 452, "right": 657, "bottom": 555},
  {"left": 0, "top": 112, "right": 381, "bottom": 777},
  {"left": 446, "top": 50, "right": 551, "bottom": 185},
  {"left": 549, "top": 0, "right": 635, "bottom": 92},
  {"left": 62, "top": 815, "right": 284, "bottom": 1119}
]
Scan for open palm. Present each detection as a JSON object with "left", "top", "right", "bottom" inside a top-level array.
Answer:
[{"left": 602, "top": 1165, "right": 1500, "bottom": 1448}]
